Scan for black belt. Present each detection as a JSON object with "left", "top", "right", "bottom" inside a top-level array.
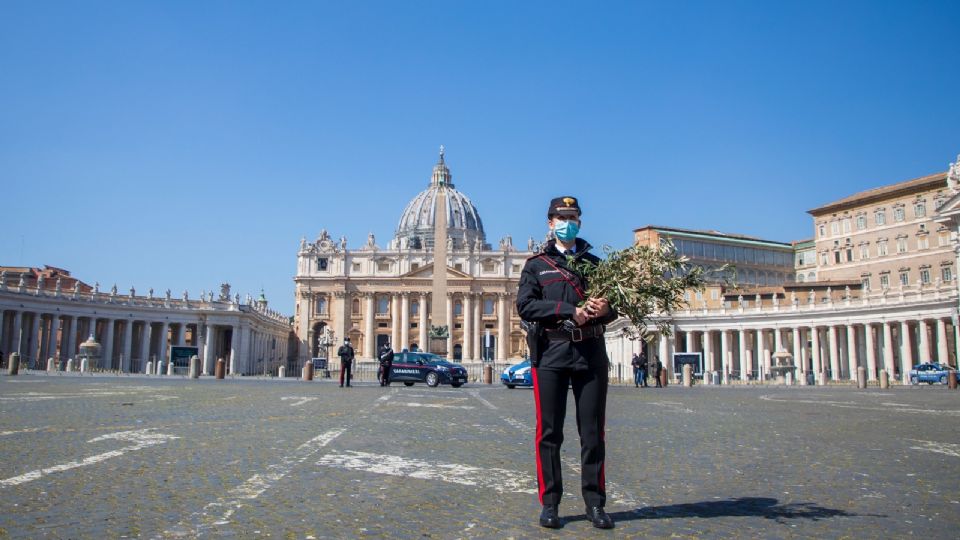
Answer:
[{"left": 545, "top": 324, "right": 605, "bottom": 342}]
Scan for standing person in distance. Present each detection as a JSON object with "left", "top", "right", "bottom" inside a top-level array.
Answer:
[
  {"left": 516, "top": 196, "right": 619, "bottom": 530},
  {"left": 654, "top": 356, "right": 664, "bottom": 388},
  {"left": 631, "top": 353, "right": 642, "bottom": 388},
  {"left": 638, "top": 349, "right": 649, "bottom": 388},
  {"left": 378, "top": 341, "right": 394, "bottom": 386},
  {"left": 337, "top": 338, "right": 355, "bottom": 388}
]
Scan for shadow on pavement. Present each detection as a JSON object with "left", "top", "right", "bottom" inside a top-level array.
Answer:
[{"left": 566, "top": 497, "right": 877, "bottom": 524}]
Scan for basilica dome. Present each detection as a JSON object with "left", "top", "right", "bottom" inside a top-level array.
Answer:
[{"left": 394, "top": 148, "right": 487, "bottom": 250}]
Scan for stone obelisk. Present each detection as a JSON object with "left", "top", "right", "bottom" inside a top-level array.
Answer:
[{"left": 429, "top": 153, "right": 449, "bottom": 356}]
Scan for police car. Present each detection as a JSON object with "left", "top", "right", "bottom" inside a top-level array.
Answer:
[
  {"left": 501, "top": 359, "right": 533, "bottom": 389},
  {"left": 909, "top": 362, "right": 956, "bottom": 385},
  {"left": 390, "top": 352, "right": 468, "bottom": 388}
]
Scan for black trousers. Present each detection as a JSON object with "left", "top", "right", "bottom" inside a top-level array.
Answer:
[
  {"left": 532, "top": 362, "right": 608, "bottom": 508},
  {"left": 339, "top": 361, "right": 352, "bottom": 386},
  {"left": 379, "top": 362, "right": 392, "bottom": 385}
]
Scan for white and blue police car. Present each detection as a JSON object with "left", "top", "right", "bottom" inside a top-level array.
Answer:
[{"left": 501, "top": 359, "right": 533, "bottom": 389}]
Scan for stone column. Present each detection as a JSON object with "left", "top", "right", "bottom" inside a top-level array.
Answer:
[
  {"left": 122, "top": 319, "right": 134, "bottom": 372},
  {"left": 364, "top": 294, "right": 375, "bottom": 359},
  {"left": 720, "top": 330, "right": 730, "bottom": 377},
  {"left": 0, "top": 310, "right": 5, "bottom": 356},
  {"left": 49, "top": 314, "right": 61, "bottom": 364},
  {"left": 811, "top": 327, "right": 822, "bottom": 381},
  {"left": 761, "top": 329, "right": 771, "bottom": 380},
  {"left": 496, "top": 293, "right": 509, "bottom": 361},
  {"left": 141, "top": 322, "right": 153, "bottom": 369},
  {"left": 240, "top": 324, "right": 252, "bottom": 374},
  {"left": 28, "top": 313, "right": 42, "bottom": 367},
  {"left": 65, "top": 317, "right": 78, "bottom": 362},
  {"left": 882, "top": 321, "right": 896, "bottom": 377},
  {"left": 446, "top": 292, "right": 454, "bottom": 355},
  {"left": 864, "top": 324, "right": 877, "bottom": 381},
  {"left": 917, "top": 320, "right": 931, "bottom": 364},
  {"left": 418, "top": 293, "right": 428, "bottom": 351},
  {"left": 900, "top": 320, "right": 914, "bottom": 383},
  {"left": 400, "top": 292, "right": 410, "bottom": 351},
  {"left": 333, "top": 292, "right": 348, "bottom": 356},
  {"left": 391, "top": 294, "right": 401, "bottom": 349},
  {"left": 685, "top": 330, "right": 695, "bottom": 353},
  {"left": 774, "top": 328, "right": 783, "bottom": 353},
  {"left": 738, "top": 329, "right": 747, "bottom": 380},
  {"left": 86, "top": 317, "right": 97, "bottom": 353},
  {"left": 176, "top": 323, "right": 186, "bottom": 347},
  {"left": 659, "top": 332, "right": 669, "bottom": 369},
  {"left": 702, "top": 330, "right": 713, "bottom": 372},
  {"left": 845, "top": 325, "right": 858, "bottom": 381},
  {"left": 203, "top": 324, "right": 217, "bottom": 375},
  {"left": 473, "top": 294, "right": 483, "bottom": 361},
  {"left": 828, "top": 325, "right": 840, "bottom": 380},
  {"left": 462, "top": 293, "right": 473, "bottom": 360},
  {"left": 936, "top": 318, "right": 950, "bottom": 366},
  {"left": 158, "top": 322, "right": 169, "bottom": 365},
  {"left": 103, "top": 319, "right": 115, "bottom": 370},
  {"left": 11, "top": 310, "right": 23, "bottom": 355},
  {"left": 792, "top": 327, "right": 803, "bottom": 377}
]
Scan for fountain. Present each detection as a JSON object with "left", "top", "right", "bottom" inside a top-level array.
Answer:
[{"left": 770, "top": 349, "right": 797, "bottom": 384}]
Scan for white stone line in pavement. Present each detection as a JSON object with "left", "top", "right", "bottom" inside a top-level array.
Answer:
[
  {"left": 503, "top": 417, "right": 527, "bottom": 432},
  {"left": 0, "top": 427, "right": 47, "bottom": 437},
  {"left": 0, "top": 390, "right": 176, "bottom": 403},
  {"left": 316, "top": 450, "right": 538, "bottom": 494},
  {"left": 906, "top": 439, "right": 960, "bottom": 458},
  {"left": 647, "top": 401, "right": 695, "bottom": 414},
  {"left": 395, "top": 402, "right": 475, "bottom": 410},
  {"left": 468, "top": 390, "right": 498, "bottom": 410},
  {"left": 759, "top": 395, "right": 960, "bottom": 416},
  {"left": 0, "top": 429, "right": 179, "bottom": 488},
  {"left": 280, "top": 396, "right": 318, "bottom": 407}
]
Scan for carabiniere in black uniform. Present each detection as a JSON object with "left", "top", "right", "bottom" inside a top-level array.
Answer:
[{"left": 517, "top": 197, "right": 618, "bottom": 530}]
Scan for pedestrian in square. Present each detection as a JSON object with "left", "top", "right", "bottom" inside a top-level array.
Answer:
[
  {"left": 517, "top": 195, "right": 618, "bottom": 530},
  {"left": 631, "top": 353, "right": 641, "bottom": 387},
  {"left": 378, "top": 341, "right": 394, "bottom": 386},
  {"left": 654, "top": 357, "right": 663, "bottom": 388},
  {"left": 337, "top": 338, "right": 355, "bottom": 387}
]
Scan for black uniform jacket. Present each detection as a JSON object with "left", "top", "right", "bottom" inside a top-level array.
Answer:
[
  {"left": 337, "top": 344, "right": 355, "bottom": 363},
  {"left": 516, "top": 238, "right": 618, "bottom": 371},
  {"left": 379, "top": 347, "right": 395, "bottom": 364}
]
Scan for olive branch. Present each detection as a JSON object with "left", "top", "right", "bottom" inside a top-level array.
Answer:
[{"left": 572, "top": 242, "right": 735, "bottom": 341}]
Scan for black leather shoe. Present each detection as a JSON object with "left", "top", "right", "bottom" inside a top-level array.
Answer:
[
  {"left": 585, "top": 506, "right": 614, "bottom": 529},
  {"left": 539, "top": 504, "right": 562, "bottom": 529}
]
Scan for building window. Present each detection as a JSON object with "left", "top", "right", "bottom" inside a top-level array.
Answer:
[
  {"left": 377, "top": 261, "right": 391, "bottom": 272},
  {"left": 856, "top": 215, "right": 867, "bottom": 230},
  {"left": 942, "top": 267, "right": 953, "bottom": 282},
  {"left": 317, "top": 258, "right": 329, "bottom": 271},
  {"left": 842, "top": 218, "right": 851, "bottom": 233},
  {"left": 797, "top": 274, "right": 805, "bottom": 283},
  {"left": 818, "top": 224, "right": 826, "bottom": 237},
  {"left": 920, "top": 268, "right": 931, "bottom": 284},
  {"left": 894, "top": 207, "right": 905, "bottom": 222},
  {"left": 820, "top": 252, "right": 828, "bottom": 265},
  {"left": 454, "top": 263, "right": 463, "bottom": 272},
  {"left": 411, "top": 301, "right": 419, "bottom": 316},
  {"left": 917, "top": 236, "right": 929, "bottom": 250},
  {"left": 482, "top": 261, "right": 495, "bottom": 273},
  {"left": 831, "top": 221, "right": 840, "bottom": 235},
  {"left": 454, "top": 301, "right": 463, "bottom": 316},
  {"left": 377, "top": 297, "right": 389, "bottom": 314},
  {"left": 875, "top": 211, "right": 886, "bottom": 225},
  {"left": 352, "top": 299, "right": 361, "bottom": 313},
  {"left": 683, "top": 291, "right": 691, "bottom": 302},
  {"left": 939, "top": 233, "right": 950, "bottom": 246},
  {"left": 315, "top": 297, "right": 328, "bottom": 315},
  {"left": 915, "top": 202, "right": 926, "bottom": 218},
  {"left": 483, "top": 298, "right": 495, "bottom": 315},
  {"left": 710, "top": 289, "right": 719, "bottom": 300},
  {"left": 352, "top": 262, "right": 362, "bottom": 272},
  {"left": 900, "top": 271, "right": 909, "bottom": 286},
  {"left": 845, "top": 248, "right": 853, "bottom": 262},
  {"left": 512, "top": 264, "right": 521, "bottom": 273},
  {"left": 880, "top": 274, "right": 890, "bottom": 289},
  {"left": 859, "top": 244, "right": 869, "bottom": 260},
  {"left": 861, "top": 278, "right": 870, "bottom": 291},
  {"left": 411, "top": 263, "right": 420, "bottom": 271},
  {"left": 878, "top": 241, "right": 888, "bottom": 256},
  {"left": 834, "top": 251, "right": 841, "bottom": 264},
  {"left": 896, "top": 237, "right": 908, "bottom": 253}
]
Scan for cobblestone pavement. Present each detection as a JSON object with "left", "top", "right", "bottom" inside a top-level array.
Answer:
[{"left": 0, "top": 372, "right": 958, "bottom": 539}]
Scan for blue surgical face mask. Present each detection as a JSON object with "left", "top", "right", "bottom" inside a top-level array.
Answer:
[{"left": 553, "top": 220, "right": 579, "bottom": 242}]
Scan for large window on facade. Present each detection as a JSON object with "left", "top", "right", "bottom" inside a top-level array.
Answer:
[
  {"left": 894, "top": 207, "right": 905, "bottom": 222},
  {"left": 315, "top": 297, "right": 328, "bottom": 315},
  {"left": 896, "top": 237, "right": 908, "bottom": 253},
  {"left": 845, "top": 248, "right": 853, "bottom": 262},
  {"left": 454, "top": 301, "right": 463, "bottom": 316},
  {"left": 880, "top": 274, "right": 890, "bottom": 289},
  {"left": 856, "top": 215, "right": 867, "bottom": 230},
  {"left": 899, "top": 271, "right": 909, "bottom": 286},
  {"left": 920, "top": 268, "right": 931, "bottom": 284},
  {"left": 861, "top": 278, "right": 870, "bottom": 291},
  {"left": 859, "top": 244, "right": 869, "bottom": 260},
  {"left": 834, "top": 251, "right": 841, "bottom": 264},
  {"left": 942, "top": 267, "right": 953, "bottom": 282},
  {"left": 411, "top": 301, "right": 419, "bottom": 316},
  {"left": 917, "top": 236, "right": 929, "bottom": 250},
  {"left": 317, "top": 257, "right": 329, "bottom": 271},
  {"left": 831, "top": 222, "right": 840, "bottom": 235},
  {"left": 878, "top": 241, "right": 888, "bottom": 256},
  {"left": 377, "top": 297, "right": 389, "bottom": 314},
  {"left": 818, "top": 224, "right": 826, "bottom": 237},
  {"left": 483, "top": 298, "right": 495, "bottom": 315},
  {"left": 842, "top": 218, "right": 851, "bottom": 233},
  {"left": 875, "top": 211, "right": 886, "bottom": 225},
  {"left": 915, "top": 202, "right": 926, "bottom": 218},
  {"left": 940, "top": 233, "right": 951, "bottom": 246}
]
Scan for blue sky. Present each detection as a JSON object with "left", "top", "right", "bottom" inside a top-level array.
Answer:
[{"left": 2, "top": 1, "right": 958, "bottom": 315}]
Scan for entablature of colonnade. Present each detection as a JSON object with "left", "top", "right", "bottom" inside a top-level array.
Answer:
[{"left": 606, "top": 284, "right": 959, "bottom": 334}]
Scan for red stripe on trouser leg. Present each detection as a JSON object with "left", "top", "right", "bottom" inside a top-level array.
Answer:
[
  {"left": 599, "top": 410, "right": 606, "bottom": 495},
  {"left": 532, "top": 367, "right": 546, "bottom": 505}
]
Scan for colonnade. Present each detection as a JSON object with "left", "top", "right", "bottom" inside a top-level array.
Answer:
[{"left": 663, "top": 317, "right": 956, "bottom": 384}]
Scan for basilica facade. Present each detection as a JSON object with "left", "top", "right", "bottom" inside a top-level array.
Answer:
[{"left": 294, "top": 150, "right": 535, "bottom": 363}]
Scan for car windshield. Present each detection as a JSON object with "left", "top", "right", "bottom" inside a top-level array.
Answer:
[{"left": 415, "top": 353, "right": 446, "bottom": 364}]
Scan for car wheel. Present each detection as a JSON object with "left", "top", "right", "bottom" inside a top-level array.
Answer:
[
  {"left": 910, "top": 376, "right": 918, "bottom": 385},
  {"left": 404, "top": 382, "right": 414, "bottom": 387},
  {"left": 506, "top": 384, "right": 516, "bottom": 389},
  {"left": 426, "top": 371, "right": 439, "bottom": 387},
  {"left": 451, "top": 383, "right": 462, "bottom": 388},
  {"left": 941, "top": 375, "right": 948, "bottom": 385}
]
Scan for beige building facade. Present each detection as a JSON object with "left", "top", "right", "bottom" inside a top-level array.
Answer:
[
  {"left": 604, "top": 156, "right": 960, "bottom": 386},
  {"left": 294, "top": 150, "right": 534, "bottom": 364}
]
